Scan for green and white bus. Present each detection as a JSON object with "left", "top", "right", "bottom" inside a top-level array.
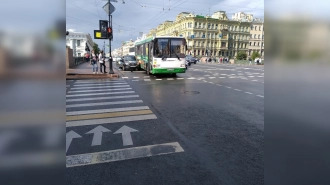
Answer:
[{"left": 135, "top": 36, "right": 187, "bottom": 75}]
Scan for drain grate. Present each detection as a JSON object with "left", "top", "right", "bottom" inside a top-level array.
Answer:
[{"left": 183, "top": 91, "right": 200, "bottom": 95}]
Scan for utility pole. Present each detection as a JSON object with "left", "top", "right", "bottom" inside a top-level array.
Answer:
[{"left": 108, "top": 0, "right": 114, "bottom": 74}]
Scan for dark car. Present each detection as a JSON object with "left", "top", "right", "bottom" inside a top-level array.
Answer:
[{"left": 116, "top": 55, "right": 138, "bottom": 71}]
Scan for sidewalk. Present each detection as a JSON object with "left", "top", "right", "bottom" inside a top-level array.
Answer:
[{"left": 66, "top": 62, "right": 119, "bottom": 79}]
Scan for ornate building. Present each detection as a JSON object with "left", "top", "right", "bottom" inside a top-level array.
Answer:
[
  {"left": 249, "top": 19, "right": 264, "bottom": 58},
  {"left": 147, "top": 11, "right": 252, "bottom": 58}
]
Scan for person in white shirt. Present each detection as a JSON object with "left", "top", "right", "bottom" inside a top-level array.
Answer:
[{"left": 99, "top": 50, "right": 106, "bottom": 73}]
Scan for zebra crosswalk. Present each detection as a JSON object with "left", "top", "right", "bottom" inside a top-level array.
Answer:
[
  {"left": 66, "top": 79, "right": 157, "bottom": 128},
  {"left": 66, "top": 79, "right": 184, "bottom": 167}
]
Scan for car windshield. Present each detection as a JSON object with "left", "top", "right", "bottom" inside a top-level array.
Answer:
[
  {"left": 154, "top": 38, "right": 186, "bottom": 58},
  {"left": 124, "top": 56, "right": 136, "bottom": 61}
]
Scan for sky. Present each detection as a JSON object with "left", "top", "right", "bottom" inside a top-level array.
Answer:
[{"left": 66, "top": 0, "right": 264, "bottom": 51}]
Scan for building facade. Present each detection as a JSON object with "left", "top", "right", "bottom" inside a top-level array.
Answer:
[
  {"left": 147, "top": 11, "right": 252, "bottom": 58},
  {"left": 248, "top": 20, "right": 264, "bottom": 58},
  {"left": 66, "top": 30, "right": 94, "bottom": 57},
  {"left": 232, "top": 12, "right": 254, "bottom": 22}
]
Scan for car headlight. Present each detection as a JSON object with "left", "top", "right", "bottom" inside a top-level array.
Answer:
[{"left": 125, "top": 63, "right": 129, "bottom": 65}]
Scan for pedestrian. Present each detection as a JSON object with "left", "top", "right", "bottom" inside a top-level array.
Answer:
[
  {"left": 85, "top": 52, "right": 90, "bottom": 63},
  {"left": 249, "top": 57, "right": 252, "bottom": 65},
  {"left": 99, "top": 50, "right": 107, "bottom": 73},
  {"left": 90, "top": 50, "right": 98, "bottom": 74},
  {"left": 220, "top": 57, "right": 222, "bottom": 63}
]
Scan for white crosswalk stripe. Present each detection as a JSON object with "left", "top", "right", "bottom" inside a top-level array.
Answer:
[
  {"left": 66, "top": 95, "right": 139, "bottom": 102},
  {"left": 68, "top": 87, "right": 132, "bottom": 93}
]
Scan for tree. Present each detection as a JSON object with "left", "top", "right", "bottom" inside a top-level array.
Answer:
[
  {"left": 237, "top": 51, "right": 247, "bottom": 60},
  {"left": 251, "top": 51, "right": 261, "bottom": 60},
  {"left": 92, "top": 42, "right": 100, "bottom": 54}
]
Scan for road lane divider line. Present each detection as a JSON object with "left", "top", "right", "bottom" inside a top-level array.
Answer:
[
  {"left": 66, "top": 95, "right": 139, "bottom": 103},
  {"left": 66, "top": 110, "right": 153, "bottom": 121},
  {"left": 66, "top": 100, "right": 143, "bottom": 108},
  {"left": 66, "top": 142, "right": 184, "bottom": 167},
  {"left": 245, "top": 92, "right": 253, "bottom": 94},
  {"left": 176, "top": 78, "right": 184, "bottom": 80},
  {"left": 66, "top": 91, "right": 135, "bottom": 97},
  {"left": 68, "top": 88, "right": 132, "bottom": 93},
  {"left": 144, "top": 79, "right": 151, "bottom": 81},
  {"left": 156, "top": 79, "right": 162, "bottom": 80},
  {"left": 225, "top": 86, "right": 232, "bottom": 89},
  {"left": 122, "top": 77, "right": 128, "bottom": 78},
  {"left": 132, "top": 80, "right": 139, "bottom": 81},
  {"left": 66, "top": 106, "right": 150, "bottom": 116},
  {"left": 66, "top": 114, "right": 157, "bottom": 127},
  {"left": 257, "top": 95, "right": 264, "bottom": 98},
  {"left": 234, "top": 89, "right": 242, "bottom": 91}
]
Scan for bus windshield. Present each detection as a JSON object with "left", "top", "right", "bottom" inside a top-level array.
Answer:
[{"left": 154, "top": 38, "right": 186, "bottom": 58}]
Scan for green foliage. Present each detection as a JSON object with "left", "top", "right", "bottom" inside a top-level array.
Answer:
[
  {"left": 237, "top": 51, "right": 247, "bottom": 60},
  {"left": 251, "top": 51, "right": 261, "bottom": 60},
  {"left": 92, "top": 42, "right": 100, "bottom": 54}
]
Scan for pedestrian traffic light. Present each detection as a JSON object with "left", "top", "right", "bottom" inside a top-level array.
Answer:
[
  {"left": 107, "top": 27, "right": 113, "bottom": 40},
  {"left": 85, "top": 43, "right": 90, "bottom": 52},
  {"left": 99, "top": 20, "right": 108, "bottom": 38}
]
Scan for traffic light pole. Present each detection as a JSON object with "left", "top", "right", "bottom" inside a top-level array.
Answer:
[{"left": 108, "top": 1, "right": 114, "bottom": 74}]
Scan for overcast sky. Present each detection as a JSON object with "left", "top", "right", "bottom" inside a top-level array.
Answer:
[{"left": 66, "top": 0, "right": 264, "bottom": 51}]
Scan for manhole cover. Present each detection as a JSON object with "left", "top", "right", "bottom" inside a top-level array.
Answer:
[{"left": 183, "top": 91, "right": 200, "bottom": 94}]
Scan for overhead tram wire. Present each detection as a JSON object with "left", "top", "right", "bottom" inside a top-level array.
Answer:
[
  {"left": 94, "top": 0, "right": 101, "bottom": 18},
  {"left": 139, "top": 0, "right": 189, "bottom": 30},
  {"left": 138, "top": 0, "right": 185, "bottom": 29},
  {"left": 66, "top": 1, "right": 102, "bottom": 19}
]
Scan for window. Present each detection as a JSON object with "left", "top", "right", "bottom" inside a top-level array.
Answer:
[
  {"left": 77, "top": 40, "right": 80, "bottom": 46},
  {"left": 258, "top": 34, "right": 260, "bottom": 39},
  {"left": 208, "top": 23, "right": 210, "bottom": 29},
  {"left": 262, "top": 42, "right": 264, "bottom": 47},
  {"left": 251, "top": 25, "right": 253, "bottom": 30},
  {"left": 259, "top": 26, "right": 261, "bottom": 31},
  {"left": 254, "top": 34, "right": 256, "bottom": 38},
  {"left": 258, "top": 42, "right": 260, "bottom": 46},
  {"left": 221, "top": 42, "right": 226, "bottom": 47},
  {"left": 262, "top": 35, "right": 264, "bottom": 39},
  {"left": 78, "top": 53, "right": 81, "bottom": 57},
  {"left": 254, "top": 42, "right": 256, "bottom": 46},
  {"left": 255, "top": 26, "right": 257, "bottom": 30},
  {"left": 250, "top": 34, "right": 252, "bottom": 38},
  {"left": 250, "top": 42, "right": 252, "bottom": 46},
  {"left": 188, "top": 32, "right": 191, "bottom": 36}
]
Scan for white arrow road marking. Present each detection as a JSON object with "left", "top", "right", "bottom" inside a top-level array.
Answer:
[
  {"left": 86, "top": 126, "right": 111, "bottom": 146},
  {"left": 114, "top": 125, "right": 138, "bottom": 146},
  {"left": 66, "top": 131, "right": 82, "bottom": 153}
]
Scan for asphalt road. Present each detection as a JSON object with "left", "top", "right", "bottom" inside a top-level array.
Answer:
[{"left": 66, "top": 62, "right": 264, "bottom": 185}]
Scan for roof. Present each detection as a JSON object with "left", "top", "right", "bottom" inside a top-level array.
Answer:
[{"left": 134, "top": 36, "right": 185, "bottom": 46}]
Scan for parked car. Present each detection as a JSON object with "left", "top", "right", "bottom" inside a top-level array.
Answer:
[{"left": 116, "top": 55, "right": 138, "bottom": 71}]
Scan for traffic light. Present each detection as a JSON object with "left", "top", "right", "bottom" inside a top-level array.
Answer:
[
  {"left": 107, "top": 27, "right": 113, "bottom": 40},
  {"left": 85, "top": 43, "right": 90, "bottom": 52},
  {"left": 99, "top": 20, "right": 108, "bottom": 38}
]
